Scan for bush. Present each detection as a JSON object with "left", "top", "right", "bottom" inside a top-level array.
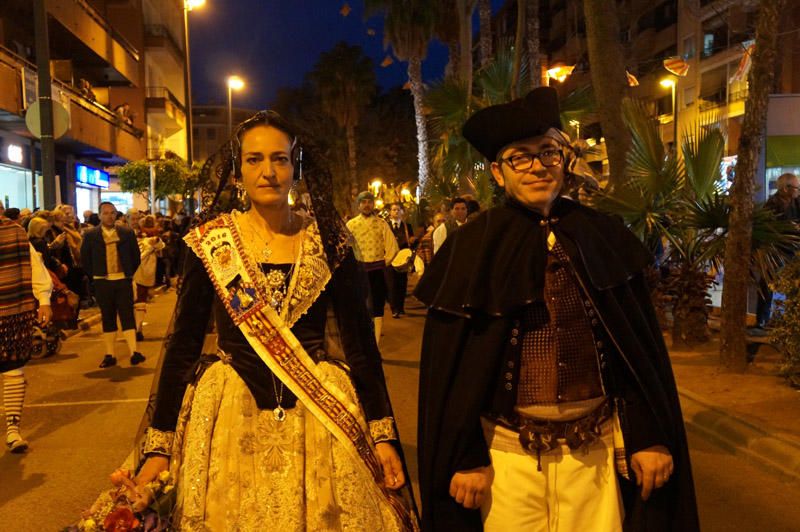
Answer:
[{"left": 770, "top": 256, "right": 800, "bottom": 388}]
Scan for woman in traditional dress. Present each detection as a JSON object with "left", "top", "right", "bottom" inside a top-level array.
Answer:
[{"left": 132, "top": 110, "right": 418, "bottom": 531}]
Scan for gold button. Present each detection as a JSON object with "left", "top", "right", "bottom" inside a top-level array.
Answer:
[
  {"left": 511, "top": 328, "right": 519, "bottom": 336},
  {"left": 596, "top": 340, "right": 604, "bottom": 348},
  {"left": 539, "top": 219, "right": 548, "bottom": 226},
  {"left": 510, "top": 338, "right": 518, "bottom": 346},
  {"left": 507, "top": 361, "right": 515, "bottom": 368},
  {"left": 505, "top": 383, "right": 513, "bottom": 391},
  {"left": 505, "top": 372, "right": 513, "bottom": 380}
]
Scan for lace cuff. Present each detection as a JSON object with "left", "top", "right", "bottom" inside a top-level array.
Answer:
[
  {"left": 143, "top": 427, "right": 175, "bottom": 457},
  {"left": 369, "top": 417, "right": 397, "bottom": 443}
]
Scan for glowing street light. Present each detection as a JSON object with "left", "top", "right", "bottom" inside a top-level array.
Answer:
[
  {"left": 546, "top": 64, "right": 575, "bottom": 84},
  {"left": 569, "top": 119, "right": 581, "bottom": 139},
  {"left": 375, "top": 198, "right": 385, "bottom": 210},
  {"left": 660, "top": 77, "right": 677, "bottom": 148},
  {"left": 370, "top": 179, "right": 382, "bottom": 196},
  {"left": 226, "top": 75, "right": 245, "bottom": 139},
  {"left": 400, "top": 187, "right": 412, "bottom": 202},
  {"left": 184, "top": 0, "right": 206, "bottom": 10}
]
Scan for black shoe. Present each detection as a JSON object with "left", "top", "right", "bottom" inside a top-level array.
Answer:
[
  {"left": 136, "top": 331, "right": 144, "bottom": 342},
  {"left": 392, "top": 312, "right": 400, "bottom": 319},
  {"left": 130, "top": 352, "right": 146, "bottom": 365},
  {"left": 398, "top": 311, "right": 406, "bottom": 316},
  {"left": 99, "top": 355, "right": 117, "bottom": 368}
]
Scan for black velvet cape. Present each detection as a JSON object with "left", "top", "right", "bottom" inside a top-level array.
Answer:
[{"left": 414, "top": 198, "right": 699, "bottom": 532}]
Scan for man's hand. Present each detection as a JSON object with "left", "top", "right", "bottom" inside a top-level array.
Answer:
[
  {"left": 375, "top": 442, "right": 406, "bottom": 490},
  {"left": 449, "top": 465, "right": 494, "bottom": 509},
  {"left": 37, "top": 305, "right": 52, "bottom": 326},
  {"left": 631, "top": 445, "right": 673, "bottom": 501}
]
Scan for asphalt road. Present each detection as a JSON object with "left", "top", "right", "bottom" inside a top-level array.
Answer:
[{"left": 2, "top": 290, "right": 799, "bottom": 531}]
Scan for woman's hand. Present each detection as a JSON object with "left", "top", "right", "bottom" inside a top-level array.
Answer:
[
  {"left": 134, "top": 455, "right": 170, "bottom": 488},
  {"left": 375, "top": 442, "right": 406, "bottom": 490}
]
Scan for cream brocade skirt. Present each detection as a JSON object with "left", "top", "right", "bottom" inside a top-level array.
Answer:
[{"left": 169, "top": 360, "right": 403, "bottom": 532}]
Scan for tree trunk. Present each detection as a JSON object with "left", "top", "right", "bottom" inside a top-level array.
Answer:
[
  {"left": 583, "top": 0, "right": 630, "bottom": 189},
  {"left": 478, "top": 0, "right": 492, "bottom": 68},
  {"left": 527, "top": 0, "right": 541, "bottom": 88},
  {"left": 511, "top": 0, "right": 526, "bottom": 98},
  {"left": 720, "top": 0, "right": 785, "bottom": 371},
  {"left": 445, "top": 39, "right": 460, "bottom": 79},
  {"left": 457, "top": 0, "right": 475, "bottom": 100},
  {"left": 346, "top": 123, "right": 358, "bottom": 195},
  {"left": 408, "top": 56, "right": 431, "bottom": 194}
]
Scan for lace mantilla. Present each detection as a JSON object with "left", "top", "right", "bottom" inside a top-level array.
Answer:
[
  {"left": 143, "top": 427, "right": 175, "bottom": 456},
  {"left": 369, "top": 417, "right": 398, "bottom": 443}
]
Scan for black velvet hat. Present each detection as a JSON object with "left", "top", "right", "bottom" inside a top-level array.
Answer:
[{"left": 462, "top": 87, "right": 563, "bottom": 161}]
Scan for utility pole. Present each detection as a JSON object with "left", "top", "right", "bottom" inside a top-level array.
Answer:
[{"left": 33, "top": 0, "right": 56, "bottom": 209}]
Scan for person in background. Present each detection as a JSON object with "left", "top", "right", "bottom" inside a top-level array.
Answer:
[
  {"left": 81, "top": 202, "right": 144, "bottom": 368},
  {"left": 346, "top": 191, "right": 399, "bottom": 345},
  {"left": 755, "top": 172, "right": 800, "bottom": 329},
  {"left": 417, "top": 213, "right": 446, "bottom": 266},
  {"left": 133, "top": 215, "right": 165, "bottom": 341},
  {"left": 0, "top": 204, "right": 52, "bottom": 453},
  {"left": 386, "top": 203, "right": 416, "bottom": 318},
  {"left": 4, "top": 208, "right": 20, "bottom": 222},
  {"left": 433, "top": 197, "right": 468, "bottom": 254}
]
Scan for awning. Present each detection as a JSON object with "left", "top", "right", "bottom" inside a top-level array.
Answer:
[{"left": 766, "top": 135, "right": 800, "bottom": 168}]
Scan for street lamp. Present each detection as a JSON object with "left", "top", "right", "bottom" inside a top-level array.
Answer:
[
  {"left": 227, "top": 75, "right": 245, "bottom": 139},
  {"left": 183, "top": 0, "right": 205, "bottom": 166},
  {"left": 569, "top": 119, "right": 580, "bottom": 139},
  {"left": 660, "top": 77, "right": 677, "bottom": 148},
  {"left": 370, "top": 179, "right": 382, "bottom": 197}
]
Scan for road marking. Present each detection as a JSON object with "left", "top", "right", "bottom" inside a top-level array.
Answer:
[{"left": 25, "top": 398, "right": 149, "bottom": 408}]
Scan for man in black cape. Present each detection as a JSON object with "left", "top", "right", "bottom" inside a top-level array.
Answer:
[{"left": 415, "top": 87, "right": 699, "bottom": 532}]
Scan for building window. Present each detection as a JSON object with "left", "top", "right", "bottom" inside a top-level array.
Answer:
[{"left": 683, "top": 35, "right": 696, "bottom": 59}]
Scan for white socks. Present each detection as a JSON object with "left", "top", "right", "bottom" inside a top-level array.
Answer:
[
  {"left": 373, "top": 317, "right": 383, "bottom": 347},
  {"left": 122, "top": 329, "right": 138, "bottom": 354},
  {"left": 134, "top": 302, "right": 147, "bottom": 332},
  {"left": 103, "top": 331, "right": 117, "bottom": 355},
  {"left": 3, "top": 369, "right": 26, "bottom": 446}
]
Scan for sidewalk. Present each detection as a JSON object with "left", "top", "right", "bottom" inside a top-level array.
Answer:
[{"left": 669, "top": 332, "right": 800, "bottom": 481}]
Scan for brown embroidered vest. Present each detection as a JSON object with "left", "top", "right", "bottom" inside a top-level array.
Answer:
[{"left": 516, "top": 240, "right": 604, "bottom": 406}]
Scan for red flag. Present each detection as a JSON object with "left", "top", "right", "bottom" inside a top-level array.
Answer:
[
  {"left": 380, "top": 55, "right": 394, "bottom": 68},
  {"left": 339, "top": 2, "right": 351, "bottom": 17},
  {"left": 626, "top": 70, "right": 639, "bottom": 87},
  {"left": 730, "top": 42, "right": 755, "bottom": 83},
  {"left": 663, "top": 57, "right": 690, "bottom": 77}
]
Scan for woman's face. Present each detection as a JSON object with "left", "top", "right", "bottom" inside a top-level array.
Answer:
[{"left": 239, "top": 125, "right": 294, "bottom": 209}]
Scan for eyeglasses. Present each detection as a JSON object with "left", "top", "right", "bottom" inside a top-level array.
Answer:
[{"left": 499, "top": 149, "right": 564, "bottom": 171}]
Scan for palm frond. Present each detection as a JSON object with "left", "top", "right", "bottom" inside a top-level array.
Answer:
[{"left": 682, "top": 123, "right": 725, "bottom": 201}]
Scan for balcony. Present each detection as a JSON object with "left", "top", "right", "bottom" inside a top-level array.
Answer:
[
  {"left": 0, "top": 46, "right": 144, "bottom": 163},
  {"left": 145, "top": 24, "right": 185, "bottom": 68},
  {"left": 46, "top": 0, "right": 141, "bottom": 86},
  {"left": 146, "top": 86, "right": 186, "bottom": 136}
]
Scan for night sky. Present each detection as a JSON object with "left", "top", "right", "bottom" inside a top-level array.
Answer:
[{"left": 188, "top": 0, "right": 507, "bottom": 109}]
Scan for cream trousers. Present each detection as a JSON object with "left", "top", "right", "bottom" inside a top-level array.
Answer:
[{"left": 481, "top": 423, "right": 624, "bottom": 532}]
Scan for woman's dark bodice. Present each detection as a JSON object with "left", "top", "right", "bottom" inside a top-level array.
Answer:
[{"left": 150, "top": 246, "right": 393, "bottom": 433}]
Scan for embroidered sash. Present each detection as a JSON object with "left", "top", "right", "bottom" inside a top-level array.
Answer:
[{"left": 184, "top": 213, "right": 416, "bottom": 531}]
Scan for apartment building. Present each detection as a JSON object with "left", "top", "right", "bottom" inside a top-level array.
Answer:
[
  {"left": 192, "top": 105, "right": 258, "bottom": 165},
  {"left": 0, "top": 0, "right": 188, "bottom": 214},
  {"left": 494, "top": 0, "right": 800, "bottom": 195}
]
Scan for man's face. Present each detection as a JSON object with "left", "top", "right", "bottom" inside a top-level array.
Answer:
[
  {"left": 390, "top": 204, "right": 403, "bottom": 220},
  {"left": 83, "top": 210, "right": 93, "bottom": 222},
  {"left": 452, "top": 203, "right": 468, "bottom": 223},
  {"left": 433, "top": 213, "right": 446, "bottom": 228},
  {"left": 359, "top": 199, "right": 375, "bottom": 215},
  {"left": 785, "top": 176, "right": 799, "bottom": 199},
  {"left": 100, "top": 204, "right": 117, "bottom": 228},
  {"left": 62, "top": 205, "right": 75, "bottom": 220},
  {"left": 491, "top": 135, "right": 565, "bottom": 214}
]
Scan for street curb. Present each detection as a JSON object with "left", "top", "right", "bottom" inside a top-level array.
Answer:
[
  {"left": 62, "top": 285, "right": 171, "bottom": 340},
  {"left": 679, "top": 387, "right": 800, "bottom": 482}
]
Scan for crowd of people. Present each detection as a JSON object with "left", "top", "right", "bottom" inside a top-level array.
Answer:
[{"left": 0, "top": 202, "right": 198, "bottom": 453}]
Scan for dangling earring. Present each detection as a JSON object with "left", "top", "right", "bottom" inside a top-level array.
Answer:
[
  {"left": 235, "top": 178, "right": 249, "bottom": 206},
  {"left": 296, "top": 147, "right": 304, "bottom": 181}
]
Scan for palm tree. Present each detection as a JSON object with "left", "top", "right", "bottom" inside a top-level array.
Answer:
[
  {"left": 478, "top": 0, "right": 493, "bottom": 67},
  {"left": 583, "top": 0, "right": 630, "bottom": 189},
  {"left": 721, "top": 0, "right": 786, "bottom": 371},
  {"left": 365, "top": 0, "right": 435, "bottom": 193},
  {"left": 511, "top": 0, "right": 526, "bottom": 98},
  {"left": 309, "top": 42, "right": 376, "bottom": 199},
  {"left": 433, "top": 0, "right": 460, "bottom": 79},
  {"left": 526, "top": 0, "right": 541, "bottom": 88},
  {"left": 592, "top": 100, "right": 800, "bottom": 347},
  {"left": 456, "top": 0, "right": 478, "bottom": 97}
]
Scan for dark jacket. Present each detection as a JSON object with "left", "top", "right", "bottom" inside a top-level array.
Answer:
[
  {"left": 390, "top": 220, "right": 414, "bottom": 250},
  {"left": 414, "top": 198, "right": 699, "bottom": 532},
  {"left": 80, "top": 225, "right": 140, "bottom": 278}
]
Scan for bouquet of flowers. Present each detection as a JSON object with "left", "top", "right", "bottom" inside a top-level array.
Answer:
[{"left": 64, "top": 468, "right": 175, "bottom": 532}]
